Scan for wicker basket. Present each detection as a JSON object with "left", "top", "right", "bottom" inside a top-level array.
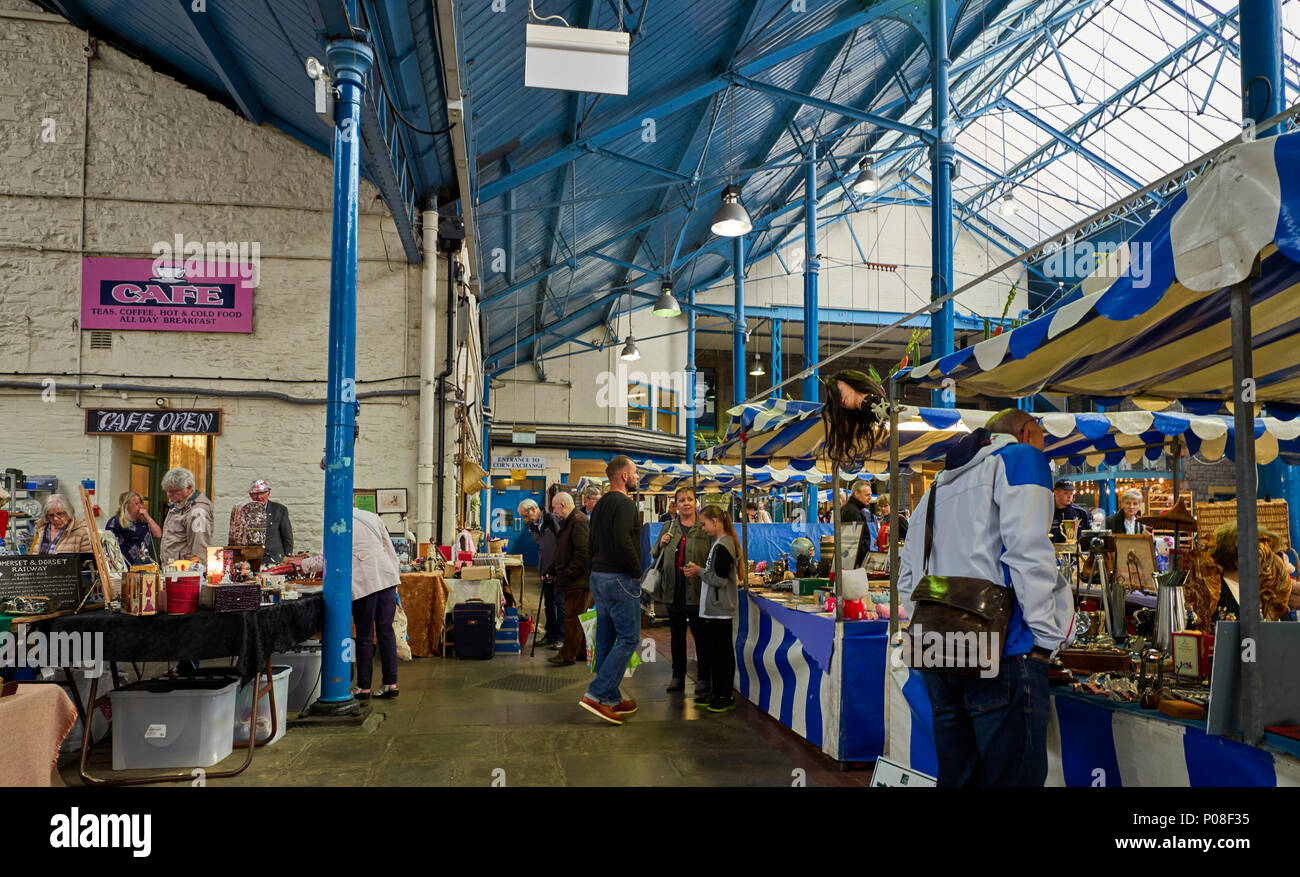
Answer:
[{"left": 1195, "top": 499, "right": 1291, "bottom": 550}]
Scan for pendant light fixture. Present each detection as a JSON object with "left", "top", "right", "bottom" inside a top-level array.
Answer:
[
  {"left": 999, "top": 190, "right": 1020, "bottom": 217},
  {"left": 652, "top": 219, "right": 680, "bottom": 316},
  {"left": 712, "top": 87, "right": 752, "bottom": 237},
  {"left": 749, "top": 351, "right": 765, "bottom": 377},
  {"left": 653, "top": 280, "right": 681, "bottom": 317},
  {"left": 619, "top": 295, "right": 640, "bottom": 360},
  {"left": 851, "top": 158, "right": 879, "bottom": 195}
]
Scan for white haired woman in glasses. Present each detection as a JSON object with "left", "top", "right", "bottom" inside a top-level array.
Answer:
[
  {"left": 29, "top": 494, "right": 95, "bottom": 555},
  {"left": 1105, "top": 489, "right": 1148, "bottom": 535}
]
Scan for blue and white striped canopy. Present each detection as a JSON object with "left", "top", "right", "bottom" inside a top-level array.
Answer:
[
  {"left": 696, "top": 400, "right": 1300, "bottom": 470},
  {"left": 899, "top": 131, "right": 1300, "bottom": 406}
]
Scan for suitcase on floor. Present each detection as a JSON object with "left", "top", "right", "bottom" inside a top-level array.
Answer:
[{"left": 453, "top": 598, "right": 495, "bottom": 659}]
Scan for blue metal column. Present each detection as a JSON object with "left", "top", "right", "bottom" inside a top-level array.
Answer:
[
  {"left": 687, "top": 288, "right": 698, "bottom": 466},
  {"left": 733, "top": 236, "right": 747, "bottom": 407},
  {"left": 318, "top": 36, "right": 373, "bottom": 710},
  {"left": 930, "top": 0, "right": 955, "bottom": 408},
  {"left": 1240, "top": 0, "right": 1284, "bottom": 135},
  {"left": 801, "top": 140, "right": 820, "bottom": 403},
  {"left": 480, "top": 376, "right": 491, "bottom": 537},
  {"left": 770, "top": 319, "right": 782, "bottom": 401}
]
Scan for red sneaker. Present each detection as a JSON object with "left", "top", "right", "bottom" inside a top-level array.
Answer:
[
  {"left": 579, "top": 695, "right": 624, "bottom": 725},
  {"left": 612, "top": 699, "right": 638, "bottom": 716}
]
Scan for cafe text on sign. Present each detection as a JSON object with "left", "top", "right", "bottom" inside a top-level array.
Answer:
[
  {"left": 81, "top": 257, "right": 254, "bottom": 333},
  {"left": 85, "top": 408, "right": 223, "bottom": 436}
]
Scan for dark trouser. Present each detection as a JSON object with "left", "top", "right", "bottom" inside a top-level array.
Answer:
[
  {"left": 920, "top": 655, "right": 1050, "bottom": 787},
  {"left": 352, "top": 586, "right": 399, "bottom": 690},
  {"left": 541, "top": 576, "right": 560, "bottom": 640},
  {"left": 559, "top": 586, "right": 593, "bottom": 662},
  {"left": 668, "top": 606, "right": 709, "bottom": 681},
  {"left": 704, "top": 617, "right": 735, "bottom": 698}
]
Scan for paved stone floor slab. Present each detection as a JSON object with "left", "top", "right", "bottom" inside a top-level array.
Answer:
[{"left": 58, "top": 581, "right": 873, "bottom": 787}]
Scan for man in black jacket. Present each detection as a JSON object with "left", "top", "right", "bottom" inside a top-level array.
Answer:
[
  {"left": 839, "top": 481, "right": 877, "bottom": 568},
  {"left": 549, "top": 491, "right": 591, "bottom": 667},
  {"left": 579, "top": 455, "right": 642, "bottom": 725},
  {"left": 248, "top": 480, "right": 293, "bottom": 564}
]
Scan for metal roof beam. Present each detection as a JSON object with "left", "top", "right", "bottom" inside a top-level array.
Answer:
[
  {"left": 729, "top": 73, "right": 932, "bottom": 141},
  {"left": 589, "top": 147, "right": 692, "bottom": 182},
  {"left": 479, "top": 203, "right": 671, "bottom": 306},
  {"left": 1041, "top": 27, "right": 1082, "bottom": 105},
  {"left": 176, "top": 0, "right": 264, "bottom": 124},
  {"left": 590, "top": 250, "right": 659, "bottom": 276},
  {"left": 999, "top": 98, "right": 1145, "bottom": 192},
  {"left": 477, "top": 0, "right": 928, "bottom": 203}
]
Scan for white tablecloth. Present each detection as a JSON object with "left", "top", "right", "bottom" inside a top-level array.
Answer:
[{"left": 445, "top": 577, "right": 505, "bottom": 629}]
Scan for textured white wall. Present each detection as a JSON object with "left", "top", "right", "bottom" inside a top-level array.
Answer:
[
  {"left": 0, "top": 5, "right": 426, "bottom": 551},
  {"left": 490, "top": 306, "right": 690, "bottom": 430}
]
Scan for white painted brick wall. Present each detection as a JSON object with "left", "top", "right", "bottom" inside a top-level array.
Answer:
[{"left": 0, "top": 3, "right": 427, "bottom": 552}]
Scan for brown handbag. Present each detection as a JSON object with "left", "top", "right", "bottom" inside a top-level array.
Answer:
[{"left": 903, "top": 479, "right": 1015, "bottom": 677}]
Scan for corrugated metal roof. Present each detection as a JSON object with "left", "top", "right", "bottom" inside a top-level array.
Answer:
[{"left": 34, "top": 0, "right": 1300, "bottom": 371}]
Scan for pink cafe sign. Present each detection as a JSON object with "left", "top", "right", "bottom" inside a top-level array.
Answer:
[{"left": 81, "top": 256, "right": 254, "bottom": 333}]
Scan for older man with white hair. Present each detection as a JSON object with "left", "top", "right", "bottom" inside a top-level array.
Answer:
[
  {"left": 160, "top": 467, "right": 214, "bottom": 565},
  {"left": 549, "top": 491, "right": 591, "bottom": 666},
  {"left": 518, "top": 496, "right": 561, "bottom": 646}
]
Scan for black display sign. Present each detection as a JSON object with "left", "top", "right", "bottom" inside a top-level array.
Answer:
[
  {"left": 0, "top": 554, "right": 88, "bottom": 611},
  {"left": 84, "top": 407, "right": 222, "bottom": 435}
]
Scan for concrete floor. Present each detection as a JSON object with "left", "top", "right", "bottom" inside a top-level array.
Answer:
[{"left": 60, "top": 583, "right": 873, "bottom": 787}]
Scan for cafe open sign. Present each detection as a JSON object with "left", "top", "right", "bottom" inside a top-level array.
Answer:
[
  {"left": 81, "top": 256, "right": 254, "bottom": 333},
  {"left": 85, "top": 408, "right": 222, "bottom": 436}
]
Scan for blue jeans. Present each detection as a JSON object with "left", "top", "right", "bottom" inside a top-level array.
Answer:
[
  {"left": 585, "top": 572, "right": 641, "bottom": 706},
  {"left": 920, "top": 655, "right": 1050, "bottom": 787}
]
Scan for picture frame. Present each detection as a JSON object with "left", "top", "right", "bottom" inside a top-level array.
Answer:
[
  {"left": 1113, "top": 533, "right": 1157, "bottom": 593},
  {"left": 353, "top": 491, "right": 377, "bottom": 514},
  {"left": 376, "top": 488, "right": 408, "bottom": 515}
]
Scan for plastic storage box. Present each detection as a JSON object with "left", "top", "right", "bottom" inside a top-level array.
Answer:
[
  {"left": 234, "top": 665, "right": 292, "bottom": 746},
  {"left": 110, "top": 678, "right": 237, "bottom": 770},
  {"left": 269, "top": 642, "right": 322, "bottom": 713},
  {"left": 495, "top": 607, "right": 521, "bottom": 654}
]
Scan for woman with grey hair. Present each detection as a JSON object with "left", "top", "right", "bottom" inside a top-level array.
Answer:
[
  {"left": 1105, "top": 488, "right": 1148, "bottom": 535},
  {"left": 29, "top": 494, "right": 94, "bottom": 555},
  {"left": 160, "top": 467, "right": 214, "bottom": 564}
]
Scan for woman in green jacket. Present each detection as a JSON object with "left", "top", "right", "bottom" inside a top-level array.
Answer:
[{"left": 650, "top": 488, "right": 714, "bottom": 694}]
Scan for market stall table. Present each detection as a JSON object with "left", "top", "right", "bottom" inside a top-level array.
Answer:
[
  {"left": 0, "top": 684, "right": 78, "bottom": 786},
  {"left": 888, "top": 657, "right": 1300, "bottom": 785},
  {"left": 38, "top": 595, "right": 323, "bottom": 785},
  {"left": 398, "top": 572, "right": 448, "bottom": 657},
  {"left": 737, "top": 589, "right": 888, "bottom": 763}
]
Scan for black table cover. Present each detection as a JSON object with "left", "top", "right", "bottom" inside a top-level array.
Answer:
[{"left": 42, "top": 595, "right": 323, "bottom": 683}]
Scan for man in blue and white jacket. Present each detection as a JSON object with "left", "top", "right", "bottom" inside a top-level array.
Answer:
[{"left": 897, "top": 408, "right": 1074, "bottom": 786}]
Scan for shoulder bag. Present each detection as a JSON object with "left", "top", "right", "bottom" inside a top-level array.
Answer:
[{"left": 904, "top": 478, "right": 1015, "bottom": 677}]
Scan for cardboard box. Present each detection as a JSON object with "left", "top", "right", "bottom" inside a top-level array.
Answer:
[{"left": 460, "top": 564, "right": 495, "bottom": 581}]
